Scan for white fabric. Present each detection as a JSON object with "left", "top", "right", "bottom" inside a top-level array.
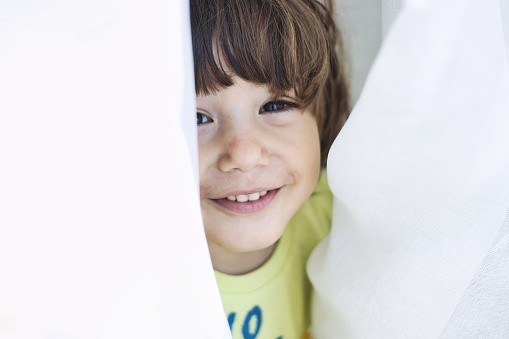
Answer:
[
  {"left": 441, "top": 211, "right": 509, "bottom": 337},
  {"left": 382, "top": 0, "right": 403, "bottom": 38},
  {"left": 309, "top": 0, "right": 509, "bottom": 338},
  {"left": 0, "top": 0, "right": 231, "bottom": 338},
  {"left": 335, "top": 0, "right": 382, "bottom": 104}
]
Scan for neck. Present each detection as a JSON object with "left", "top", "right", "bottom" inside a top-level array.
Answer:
[{"left": 208, "top": 241, "right": 277, "bottom": 275}]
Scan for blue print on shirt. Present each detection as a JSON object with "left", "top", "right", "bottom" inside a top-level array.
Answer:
[
  {"left": 228, "top": 306, "right": 282, "bottom": 338},
  {"left": 242, "top": 305, "right": 262, "bottom": 339},
  {"left": 227, "top": 312, "right": 236, "bottom": 330}
]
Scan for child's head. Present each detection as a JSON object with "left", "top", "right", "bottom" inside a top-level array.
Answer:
[
  {"left": 191, "top": 0, "right": 349, "bottom": 274},
  {"left": 192, "top": 0, "right": 349, "bottom": 166}
]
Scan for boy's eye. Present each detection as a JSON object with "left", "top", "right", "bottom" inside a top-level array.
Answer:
[
  {"left": 197, "top": 112, "right": 213, "bottom": 125},
  {"left": 260, "top": 101, "right": 294, "bottom": 113}
]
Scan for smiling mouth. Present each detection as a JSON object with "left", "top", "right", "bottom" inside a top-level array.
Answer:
[
  {"left": 211, "top": 188, "right": 279, "bottom": 214},
  {"left": 226, "top": 190, "right": 267, "bottom": 202}
]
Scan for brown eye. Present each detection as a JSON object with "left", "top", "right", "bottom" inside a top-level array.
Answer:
[{"left": 197, "top": 112, "right": 213, "bottom": 125}]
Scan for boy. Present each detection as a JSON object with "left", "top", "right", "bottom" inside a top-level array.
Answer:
[{"left": 191, "top": 0, "right": 349, "bottom": 337}]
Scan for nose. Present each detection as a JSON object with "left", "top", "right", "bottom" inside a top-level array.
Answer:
[{"left": 218, "top": 133, "right": 270, "bottom": 172}]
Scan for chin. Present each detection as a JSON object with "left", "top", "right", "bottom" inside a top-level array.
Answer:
[{"left": 208, "top": 216, "right": 289, "bottom": 253}]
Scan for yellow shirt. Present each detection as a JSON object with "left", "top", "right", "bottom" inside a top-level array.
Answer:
[{"left": 215, "top": 174, "right": 332, "bottom": 339}]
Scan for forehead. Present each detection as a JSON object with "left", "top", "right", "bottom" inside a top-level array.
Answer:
[{"left": 196, "top": 76, "right": 296, "bottom": 103}]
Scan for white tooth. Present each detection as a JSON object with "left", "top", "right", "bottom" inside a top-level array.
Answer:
[
  {"left": 236, "top": 194, "right": 249, "bottom": 202},
  {"left": 260, "top": 191, "right": 267, "bottom": 196},
  {"left": 227, "top": 196, "right": 236, "bottom": 201},
  {"left": 248, "top": 192, "right": 260, "bottom": 201}
]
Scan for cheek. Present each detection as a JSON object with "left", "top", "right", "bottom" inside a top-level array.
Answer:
[
  {"left": 300, "top": 125, "right": 322, "bottom": 187},
  {"left": 296, "top": 119, "right": 321, "bottom": 168},
  {"left": 197, "top": 141, "right": 215, "bottom": 196},
  {"left": 197, "top": 146, "right": 207, "bottom": 178},
  {"left": 277, "top": 120, "right": 321, "bottom": 187},
  {"left": 307, "top": 133, "right": 322, "bottom": 177},
  {"left": 196, "top": 124, "right": 217, "bottom": 173}
]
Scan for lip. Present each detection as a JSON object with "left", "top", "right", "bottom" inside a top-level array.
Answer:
[{"left": 210, "top": 188, "right": 280, "bottom": 214}]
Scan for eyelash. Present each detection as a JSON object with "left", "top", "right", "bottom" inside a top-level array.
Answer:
[
  {"left": 196, "top": 100, "right": 298, "bottom": 126},
  {"left": 259, "top": 100, "right": 298, "bottom": 113}
]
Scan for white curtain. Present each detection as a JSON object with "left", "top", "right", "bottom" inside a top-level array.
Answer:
[
  {"left": 0, "top": 0, "right": 230, "bottom": 338},
  {"left": 309, "top": 0, "right": 509, "bottom": 338}
]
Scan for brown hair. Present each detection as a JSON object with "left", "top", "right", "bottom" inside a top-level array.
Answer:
[{"left": 190, "top": 0, "right": 350, "bottom": 166}]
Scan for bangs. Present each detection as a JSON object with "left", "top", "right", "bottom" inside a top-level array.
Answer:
[{"left": 191, "top": 0, "right": 332, "bottom": 107}]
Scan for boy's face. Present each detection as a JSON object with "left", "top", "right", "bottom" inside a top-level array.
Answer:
[{"left": 196, "top": 77, "right": 321, "bottom": 270}]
